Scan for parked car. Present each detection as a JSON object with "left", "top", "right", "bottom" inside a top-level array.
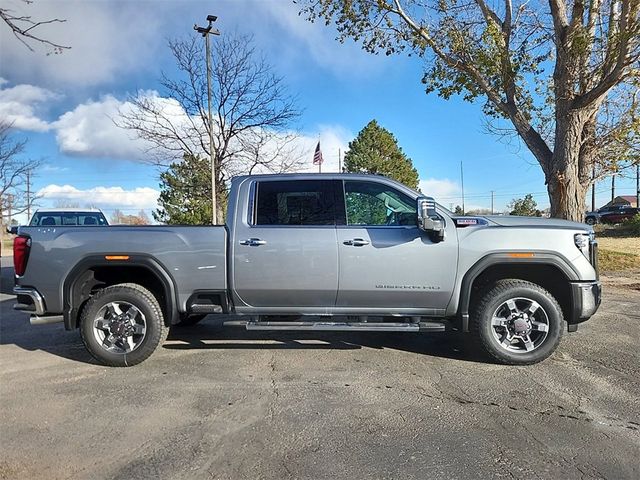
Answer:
[
  {"left": 598, "top": 206, "right": 639, "bottom": 224},
  {"left": 29, "top": 208, "right": 109, "bottom": 227},
  {"left": 13, "top": 174, "right": 601, "bottom": 367},
  {"left": 585, "top": 205, "right": 639, "bottom": 225},
  {"left": 6, "top": 208, "right": 109, "bottom": 235}
]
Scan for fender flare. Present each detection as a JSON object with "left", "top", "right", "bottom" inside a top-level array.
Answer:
[
  {"left": 62, "top": 254, "right": 180, "bottom": 330},
  {"left": 457, "top": 252, "right": 579, "bottom": 332}
]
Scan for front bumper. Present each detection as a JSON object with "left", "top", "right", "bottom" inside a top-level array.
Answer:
[{"left": 569, "top": 281, "right": 602, "bottom": 325}]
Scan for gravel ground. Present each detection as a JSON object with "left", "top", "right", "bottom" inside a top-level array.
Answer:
[{"left": 1, "top": 258, "right": 639, "bottom": 480}]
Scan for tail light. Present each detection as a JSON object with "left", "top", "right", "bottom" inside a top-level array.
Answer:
[{"left": 13, "top": 236, "right": 31, "bottom": 276}]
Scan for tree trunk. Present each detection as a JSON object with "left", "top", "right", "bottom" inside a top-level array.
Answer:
[{"left": 546, "top": 111, "right": 591, "bottom": 221}]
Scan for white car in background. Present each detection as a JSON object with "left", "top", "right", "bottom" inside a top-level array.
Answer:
[{"left": 28, "top": 208, "right": 109, "bottom": 227}]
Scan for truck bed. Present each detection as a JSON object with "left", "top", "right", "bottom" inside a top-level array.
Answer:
[{"left": 16, "top": 225, "right": 228, "bottom": 313}]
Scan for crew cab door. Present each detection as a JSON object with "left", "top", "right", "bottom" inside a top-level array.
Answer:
[
  {"left": 335, "top": 180, "right": 458, "bottom": 314},
  {"left": 231, "top": 178, "right": 340, "bottom": 310}
]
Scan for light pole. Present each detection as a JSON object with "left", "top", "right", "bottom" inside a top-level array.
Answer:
[{"left": 194, "top": 15, "right": 220, "bottom": 224}]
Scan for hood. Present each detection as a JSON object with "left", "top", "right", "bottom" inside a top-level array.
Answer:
[{"left": 480, "top": 215, "right": 590, "bottom": 230}]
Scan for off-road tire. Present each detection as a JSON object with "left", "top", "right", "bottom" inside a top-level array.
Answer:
[
  {"left": 471, "top": 279, "right": 564, "bottom": 365},
  {"left": 79, "top": 283, "right": 168, "bottom": 367}
]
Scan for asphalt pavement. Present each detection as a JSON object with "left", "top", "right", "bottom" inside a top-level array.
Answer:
[{"left": 1, "top": 256, "right": 638, "bottom": 479}]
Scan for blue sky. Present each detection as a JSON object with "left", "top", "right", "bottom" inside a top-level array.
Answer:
[{"left": 1, "top": 0, "right": 636, "bottom": 222}]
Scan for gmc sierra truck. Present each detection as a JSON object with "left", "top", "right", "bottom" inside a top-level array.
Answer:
[{"left": 12, "top": 173, "right": 601, "bottom": 367}]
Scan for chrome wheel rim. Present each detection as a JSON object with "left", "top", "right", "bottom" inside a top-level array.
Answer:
[
  {"left": 490, "top": 297, "right": 549, "bottom": 354},
  {"left": 92, "top": 301, "right": 147, "bottom": 354}
]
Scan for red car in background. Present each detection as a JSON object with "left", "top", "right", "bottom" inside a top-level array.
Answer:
[{"left": 598, "top": 206, "right": 639, "bottom": 224}]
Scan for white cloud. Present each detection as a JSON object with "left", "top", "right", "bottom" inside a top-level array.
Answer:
[
  {"left": 248, "top": 2, "right": 384, "bottom": 76},
  {"left": 297, "top": 125, "right": 353, "bottom": 173},
  {"left": 37, "top": 184, "right": 159, "bottom": 211},
  {"left": 52, "top": 95, "right": 152, "bottom": 159},
  {"left": 0, "top": 1, "right": 167, "bottom": 87},
  {"left": 0, "top": 80, "right": 57, "bottom": 131},
  {"left": 418, "top": 178, "right": 461, "bottom": 202}
]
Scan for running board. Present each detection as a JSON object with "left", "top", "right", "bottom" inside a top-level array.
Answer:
[
  {"left": 190, "top": 304, "right": 223, "bottom": 314},
  {"left": 242, "top": 321, "right": 445, "bottom": 332}
]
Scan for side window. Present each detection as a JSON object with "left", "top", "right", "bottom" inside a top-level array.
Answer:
[
  {"left": 255, "top": 180, "right": 336, "bottom": 226},
  {"left": 344, "top": 181, "right": 416, "bottom": 226}
]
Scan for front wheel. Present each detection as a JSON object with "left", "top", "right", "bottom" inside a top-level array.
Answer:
[
  {"left": 585, "top": 216, "right": 596, "bottom": 225},
  {"left": 471, "top": 279, "right": 563, "bottom": 365},
  {"left": 79, "top": 283, "right": 168, "bottom": 367}
]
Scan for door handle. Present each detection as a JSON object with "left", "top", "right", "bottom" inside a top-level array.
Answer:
[
  {"left": 343, "top": 238, "right": 370, "bottom": 247},
  {"left": 239, "top": 238, "right": 267, "bottom": 246}
]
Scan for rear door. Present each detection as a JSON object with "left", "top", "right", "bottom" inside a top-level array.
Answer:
[
  {"left": 335, "top": 179, "right": 458, "bottom": 314},
  {"left": 232, "top": 179, "right": 340, "bottom": 310}
]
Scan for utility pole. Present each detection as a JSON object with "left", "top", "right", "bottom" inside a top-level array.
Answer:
[
  {"left": 591, "top": 166, "right": 596, "bottom": 211},
  {"left": 460, "top": 161, "right": 465, "bottom": 215},
  {"left": 26, "top": 169, "right": 31, "bottom": 221},
  {"left": 194, "top": 15, "right": 220, "bottom": 225},
  {"left": 611, "top": 173, "right": 615, "bottom": 203},
  {"left": 338, "top": 148, "right": 342, "bottom": 173},
  {"left": 636, "top": 163, "right": 639, "bottom": 208},
  {"left": 7, "top": 194, "right": 14, "bottom": 227},
  {"left": 491, "top": 190, "right": 494, "bottom": 215}
]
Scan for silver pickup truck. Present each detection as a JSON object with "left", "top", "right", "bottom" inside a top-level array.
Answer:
[{"left": 12, "top": 173, "right": 601, "bottom": 367}]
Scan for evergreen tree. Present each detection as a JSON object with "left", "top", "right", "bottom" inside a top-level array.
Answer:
[
  {"left": 508, "top": 194, "right": 541, "bottom": 217},
  {"left": 344, "top": 120, "right": 419, "bottom": 189},
  {"left": 154, "top": 154, "right": 219, "bottom": 225}
]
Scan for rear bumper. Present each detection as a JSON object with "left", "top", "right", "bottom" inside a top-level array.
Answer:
[
  {"left": 14, "top": 287, "right": 64, "bottom": 326},
  {"left": 13, "top": 286, "right": 46, "bottom": 315},
  {"left": 569, "top": 281, "right": 602, "bottom": 325}
]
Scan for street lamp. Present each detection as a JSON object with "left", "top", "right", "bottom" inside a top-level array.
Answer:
[{"left": 194, "top": 15, "right": 220, "bottom": 225}]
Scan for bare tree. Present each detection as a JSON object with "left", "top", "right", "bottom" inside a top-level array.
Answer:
[
  {"left": 110, "top": 209, "right": 150, "bottom": 225},
  {"left": 0, "top": 122, "right": 41, "bottom": 231},
  {"left": 118, "top": 33, "right": 303, "bottom": 221},
  {"left": 302, "top": 0, "right": 640, "bottom": 220},
  {"left": 0, "top": 0, "right": 70, "bottom": 54}
]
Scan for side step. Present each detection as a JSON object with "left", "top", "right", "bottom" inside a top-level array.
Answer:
[
  {"left": 242, "top": 321, "right": 445, "bottom": 332},
  {"left": 190, "top": 304, "right": 223, "bottom": 314}
]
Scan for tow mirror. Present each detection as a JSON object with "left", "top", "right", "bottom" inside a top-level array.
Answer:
[{"left": 417, "top": 196, "right": 445, "bottom": 242}]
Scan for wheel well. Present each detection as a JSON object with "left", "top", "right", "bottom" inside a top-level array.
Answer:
[
  {"left": 69, "top": 265, "right": 173, "bottom": 328},
  {"left": 469, "top": 264, "right": 572, "bottom": 322}
]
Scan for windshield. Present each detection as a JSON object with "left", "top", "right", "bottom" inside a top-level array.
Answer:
[{"left": 29, "top": 211, "right": 109, "bottom": 226}]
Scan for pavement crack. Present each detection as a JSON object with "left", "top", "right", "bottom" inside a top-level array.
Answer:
[{"left": 267, "top": 352, "right": 279, "bottom": 420}]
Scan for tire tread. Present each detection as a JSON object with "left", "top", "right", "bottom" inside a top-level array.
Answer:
[
  {"left": 79, "top": 283, "right": 168, "bottom": 367},
  {"left": 471, "top": 279, "right": 563, "bottom": 365}
]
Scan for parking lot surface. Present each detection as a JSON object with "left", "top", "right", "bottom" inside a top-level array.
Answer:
[{"left": 1, "top": 257, "right": 639, "bottom": 479}]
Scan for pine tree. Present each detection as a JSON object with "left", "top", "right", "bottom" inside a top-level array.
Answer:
[
  {"left": 344, "top": 120, "right": 419, "bottom": 189},
  {"left": 153, "top": 154, "right": 219, "bottom": 225}
]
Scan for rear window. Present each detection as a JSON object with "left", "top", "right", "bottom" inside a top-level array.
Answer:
[
  {"left": 30, "top": 212, "right": 109, "bottom": 226},
  {"left": 254, "top": 180, "right": 336, "bottom": 226}
]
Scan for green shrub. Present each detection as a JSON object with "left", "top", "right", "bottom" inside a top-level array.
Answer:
[{"left": 627, "top": 213, "right": 640, "bottom": 236}]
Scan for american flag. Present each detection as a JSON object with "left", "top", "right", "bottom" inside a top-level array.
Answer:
[{"left": 313, "top": 141, "right": 323, "bottom": 165}]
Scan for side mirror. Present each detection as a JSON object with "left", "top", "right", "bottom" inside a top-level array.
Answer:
[
  {"left": 6, "top": 225, "right": 18, "bottom": 235},
  {"left": 417, "top": 196, "right": 445, "bottom": 242}
]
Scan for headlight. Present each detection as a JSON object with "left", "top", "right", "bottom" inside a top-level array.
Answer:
[{"left": 574, "top": 233, "right": 592, "bottom": 258}]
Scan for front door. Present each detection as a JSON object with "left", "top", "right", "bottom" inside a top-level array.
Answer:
[
  {"left": 232, "top": 179, "right": 340, "bottom": 310},
  {"left": 335, "top": 180, "right": 458, "bottom": 314}
]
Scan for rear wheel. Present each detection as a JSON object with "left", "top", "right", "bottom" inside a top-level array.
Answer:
[
  {"left": 79, "top": 283, "right": 168, "bottom": 367},
  {"left": 471, "top": 279, "right": 563, "bottom": 365}
]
